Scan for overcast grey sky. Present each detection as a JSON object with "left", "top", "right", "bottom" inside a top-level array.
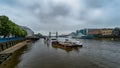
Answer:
[{"left": 0, "top": 0, "right": 120, "bottom": 34}]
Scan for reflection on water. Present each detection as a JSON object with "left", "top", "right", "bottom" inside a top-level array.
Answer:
[
  {"left": 1, "top": 38, "right": 120, "bottom": 68},
  {"left": 0, "top": 46, "right": 27, "bottom": 68},
  {"left": 17, "top": 39, "right": 120, "bottom": 68}
]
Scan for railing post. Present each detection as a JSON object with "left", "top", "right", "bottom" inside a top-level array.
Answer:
[
  {"left": 0, "top": 43, "right": 4, "bottom": 51},
  {"left": 5, "top": 42, "right": 8, "bottom": 48},
  {"left": 10, "top": 41, "right": 12, "bottom": 47}
]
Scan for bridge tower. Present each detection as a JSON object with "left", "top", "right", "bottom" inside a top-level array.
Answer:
[{"left": 49, "top": 32, "right": 58, "bottom": 38}]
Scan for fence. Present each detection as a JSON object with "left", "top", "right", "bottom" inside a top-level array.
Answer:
[{"left": 0, "top": 37, "right": 25, "bottom": 52}]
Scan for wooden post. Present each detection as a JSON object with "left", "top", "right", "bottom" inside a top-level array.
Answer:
[
  {"left": 8, "top": 42, "right": 10, "bottom": 48},
  {"left": 9, "top": 42, "right": 11, "bottom": 47},
  {"left": 11, "top": 41, "right": 13, "bottom": 46},
  {"left": 10, "top": 42, "right": 12, "bottom": 47},
  {"left": 0, "top": 44, "right": 4, "bottom": 51},
  {"left": 5, "top": 42, "right": 8, "bottom": 48}
]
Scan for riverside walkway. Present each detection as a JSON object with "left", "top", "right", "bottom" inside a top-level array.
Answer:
[
  {"left": 0, "top": 41, "right": 27, "bottom": 54},
  {"left": 0, "top": 37, "right": 40, "bottom": 65},
  {"left": 0, "top": 37, "right": 26, "bottom": 64}
]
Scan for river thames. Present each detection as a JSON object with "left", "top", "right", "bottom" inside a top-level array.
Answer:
[{"left": 1, "top": 38, "right": 120, "bottom": 68}]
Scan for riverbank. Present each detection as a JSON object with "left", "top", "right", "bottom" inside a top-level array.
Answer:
[{"left": 0, "top": 40, "right": 29, "bottom": 65}]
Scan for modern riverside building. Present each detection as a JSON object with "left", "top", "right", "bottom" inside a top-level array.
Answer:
[
  {"left": 112, "top": 27, "right": 120, "bottom": 37},
  {"left": 68, "top": 28, "right": 119, "bottom": 39},
  {"left": 68, "top": 32, "right": 77, "bottom": 38},
  {"left": 20, "top": 26, "right": 34, "bottom": 37},
  {"left": 76, "top": 29, "right": 88, "bottom": 36},
  {"left": 76, "top": 28, "right": 114, "bottom": 38},
  {"left": 87, "top": 28, "right": 113, "bottom": 37},
  {"left": 76, "top": 29, "right": 94, "bottom": 39},
  {"left": 88, "top": 29, "right": 101, "bottom": 35},
  {"left": 101, "top": 29, "right": 113, "bottom": 36}
]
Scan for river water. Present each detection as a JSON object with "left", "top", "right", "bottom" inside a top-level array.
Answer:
[{"left": 1, "top": 38, "right": 120, "bottom": 68}]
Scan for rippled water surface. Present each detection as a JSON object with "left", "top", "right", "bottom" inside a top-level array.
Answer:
[{"left": 1, "top": 38, "right": 120, "bottom": 68}]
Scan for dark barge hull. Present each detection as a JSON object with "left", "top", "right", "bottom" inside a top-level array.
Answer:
[{"left": 52, "top": 41, "right": 82, "bottom": 48}]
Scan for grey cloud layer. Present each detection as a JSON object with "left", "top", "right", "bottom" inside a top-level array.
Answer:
[{"left": 0, "top": 0, "right": 120, "bottom": 34}]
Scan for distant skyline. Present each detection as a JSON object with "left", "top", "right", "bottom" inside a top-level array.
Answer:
[{"left": 0, "top": 0, "right": 120, "bottom": 35}]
